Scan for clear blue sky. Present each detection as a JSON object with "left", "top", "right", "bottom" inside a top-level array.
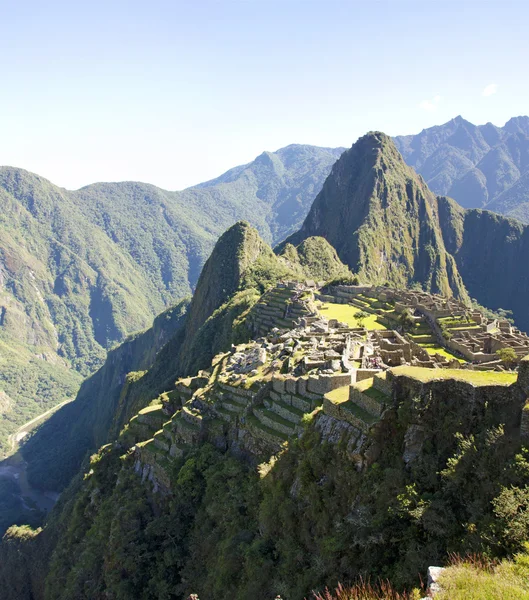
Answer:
[{"left": 1, "top": 0, "right": 527, "bottom": 190}]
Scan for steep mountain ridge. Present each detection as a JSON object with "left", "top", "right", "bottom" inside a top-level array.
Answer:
[
  {"left": 437, "top": 197, "right": 529, "bottom": 331},
  {"left": 283, "top": 132, "right": 469, "bottom": 301},
  {"left": 394, "top": 115, "right": 529, "bottom": 222},
  {"left": 0, "top": 145, "right": 342, "bottom": 454},
  {"left": 284, "top": 132, "right": 529, "bottom": 331},
  {"left": 20, "top": 223, "right": 337, "bottom": 491}
]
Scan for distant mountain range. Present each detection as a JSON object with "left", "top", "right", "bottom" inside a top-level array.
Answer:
[
  {"left": 2, "top": 116, "right": 529, "bottom": 456},
  {"left": 285, "top": 132, "right": 529, "bottom": 335},
  {"left": 0, "top": 145, "right": 341, "bottom": 454},
  {"left": 394, "top": 115, "right": 529, "bottom": 223}
]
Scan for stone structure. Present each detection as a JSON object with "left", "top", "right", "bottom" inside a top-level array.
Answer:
[{"left": 129, "top": 276, "right": 529, "bottom": 495}]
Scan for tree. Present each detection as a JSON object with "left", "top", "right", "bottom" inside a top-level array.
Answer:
[
  {"left": 496, "top": 347, "right": 518, "bottom": 367},
  {"left": 355, "top": 311, "right": 369, "bottom": 328},
  {"left": 398, "top": 308, "right": 415, "bottom": 332}
]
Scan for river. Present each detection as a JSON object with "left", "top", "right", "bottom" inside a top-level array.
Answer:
[{"left": 0, "top": 454, "right": 59, "bottom": 513}]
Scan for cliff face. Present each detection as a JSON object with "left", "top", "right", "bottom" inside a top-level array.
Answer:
[
  {"left": 19, "top": 301, "right": 189, "bottom": 491},
  {"left": 283, "top": 132, "right": 469, "bottom": 301},
  {"left": 438, "top": 197, "right": 529, "bottom": 331}
]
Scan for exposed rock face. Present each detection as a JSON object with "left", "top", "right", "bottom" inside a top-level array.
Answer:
[
  {"left": 438, "top": 197, "right": 529, "bottom": 332},
  {"left": 282, "top": 132, "right": 469, "bottom": 301},
  {"left": 403, "top": 424, "right": 427, "bottom": 465}
]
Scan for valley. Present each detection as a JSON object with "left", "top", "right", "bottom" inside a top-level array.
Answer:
[{"left": 1, "top": 128, "right": 529, "bottom": 600}]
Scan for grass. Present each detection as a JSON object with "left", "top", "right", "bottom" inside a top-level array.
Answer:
[
  {"left": 437, "top": 548, "right": 529, "bottom": 599},
  {"left": 311, "top": 580, "right": 421, "bottom": 599},
  {"left": 319, "top": 302, "right": 387, "bottom": 330},
  {"left": 324, "top": 383, "right": 380, "bottom": 424},
  {"left": 421, "top": 344, "right": 466, "bottom": 363},
  {"left": 391, "top": 366, "right": 517, "bottom": 386},
  {"left": 325, "top": 386, "right": 350, "bottom": 404}
]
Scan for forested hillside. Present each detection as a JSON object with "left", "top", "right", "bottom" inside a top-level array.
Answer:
[{"left": 0, "top": 145, "right": 342, "bottom": 454}]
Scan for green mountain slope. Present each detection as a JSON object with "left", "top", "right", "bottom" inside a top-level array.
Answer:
[
  {"left": 3, "top": 139, "right": 529, "bottom": 599},
  {"left": 20, "top": 301, "right": 188, "bottom": 492},
  {"left": 20, "top": 223, "right": 323, "bottom": 492},
  {"left": 437, "top": 197, "right": 529, "bottom": 331},
  {"left": 394, "top": 116, "right": 529, "bottom": 222},
  {"left": 0, "top": 145, "right": 342, "bottom": 455},
  {"left": 1, "top": 217, "right": 528, "bottom": 598},
  {"left": 282, "top": 132, "right": 469, "bottom": 301}
]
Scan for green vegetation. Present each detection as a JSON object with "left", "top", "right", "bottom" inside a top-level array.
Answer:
[
  {"left": 319, "top": 302, "right": 387, "bottom": 330},
  {"left": 6, "top": 388, "right": 529, "bottom": 600},
  {"left": 325, "top": 385, "right": 350, "bottom": 404},
  {"left": 281, "top": 236, "right": 353, "bottom": 281},
  {"left": 391, "top": 366, "right": 518, "bottom": 386},
  {"left": 4, "top": 128, "right": 529, "bottom": 600},
  {"left": 19, "top": 301, "right": 188, "bottom": 493},
  {"left": 0, "top": 144, "right": 341, "bottom": 456},
  {"left": 283, "top": 132, "right": 470, "bottom": 302},
  {"left": 394, "top": 116, "right": 529, "bottom": 223},
  {"left": 19, "top": 223, "right": 301, "bottom": 495},
  {"left": 496, "top": 347, "right": 519, "bottom": 366},
  {"left": 437, "top": 547, "right": 529, "bottom": 599},
  {"left": 421, "top": 344, "right": 466, "bottom": 363}
]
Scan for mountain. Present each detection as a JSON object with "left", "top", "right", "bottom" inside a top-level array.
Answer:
[
  {"left": 0, "top": 145, "right": 342, "bottom": 455},
  {"left": 437, "top": 197, "right": 529, "bottom": 332},
  {"left": 1, "top": 217, "right": 528, "bottom": 599},
  {"left": 282, "top": 132, "right": 469, "bottom": 301},
  {"left": 394, "top": 116, "right": 529, "bottom": 222},
  {"left": 191, "top": 144, "right": 345, "bottom": 242},
  {"left": 20, "top": 223, "right": 344, "bottom": 492},
  {"left": 284, "top": 132, "right": 529, "bottom": 332}
]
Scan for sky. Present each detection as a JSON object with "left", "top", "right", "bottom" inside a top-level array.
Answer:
[{"left": 0, "top": 0, "right": 528, "bottom": 191}]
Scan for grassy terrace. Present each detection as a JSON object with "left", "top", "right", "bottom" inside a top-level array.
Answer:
[
  {"left": 324, "top": 384, "right": 378, "bottom": 425},
  {"left": 391, "top": 366, "right": 517, "bottom": 386},
  {"left": 325, "top": 385, "right": 349, "bottom": 403},
  {"left": 318, "top": 302, "right": 387, "bottom": 330},
  {"left": 421, "top": 344, "right": 466, "bottom": 363},
  {"left": 353, "top": 377, "right": 388, "bottom": 402}
]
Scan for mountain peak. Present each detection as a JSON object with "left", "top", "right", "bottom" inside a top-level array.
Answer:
[{"left": 282, "top": 132, "right": 468, "bottom": 300}]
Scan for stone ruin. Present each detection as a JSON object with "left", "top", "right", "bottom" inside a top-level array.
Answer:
[{"left": 128, "top": 281, "right": 529, "bottom": 494}]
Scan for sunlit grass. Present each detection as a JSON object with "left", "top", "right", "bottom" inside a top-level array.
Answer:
[
  {"left": 437, "top": 547, "right": 529, "bottom": 599},
  {"left": 391, "top": 366, "right": 517, "bottom": 386},
  {"left": 319, "top": 302, "right": 387, "bottom": 330}
]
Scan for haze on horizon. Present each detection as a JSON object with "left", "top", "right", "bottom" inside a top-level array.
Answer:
[{"left": 1, "top": 0, "right": 527, "bottom": 191}]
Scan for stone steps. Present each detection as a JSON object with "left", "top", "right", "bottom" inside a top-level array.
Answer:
[
  {"left": 269, "top": 399, "right": 304, "bottom": 424},
  {"left": 213, "top": 405, "right": 235, "bottom": 422},
  {"left": 221, "top": 398, "right": 245, "bottom": 413},
  {"left": 246, "top": 414, "right": 290, "bottom": 443},
  {"left": 252, "top": 407, "right": 296, "bottom": 436}
]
